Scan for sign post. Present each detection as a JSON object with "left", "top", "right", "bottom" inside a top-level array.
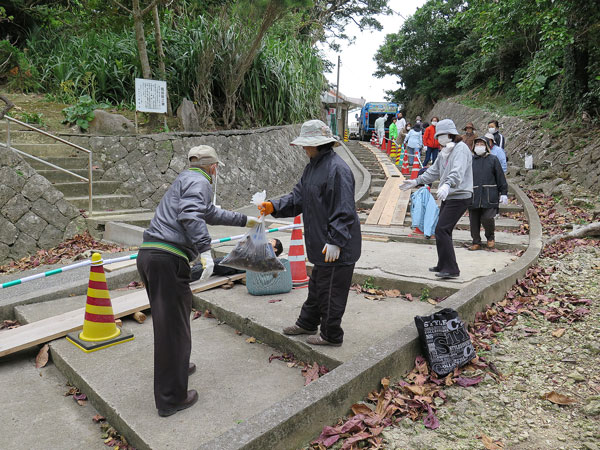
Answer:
[{"left": 134, "top": 78, "right": 168, "bottom": 133}]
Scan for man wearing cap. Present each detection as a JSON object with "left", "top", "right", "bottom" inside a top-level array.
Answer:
[
  {"left": 137, "top": 145, "right": 258, "bottom": 417},
  {"left": 258, "top": 119, "right": 361, "bottom": 347}
]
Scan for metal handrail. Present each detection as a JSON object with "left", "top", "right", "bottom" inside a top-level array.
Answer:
[{"left": 2, "top": 116, "right": 93, "bottom": 214}]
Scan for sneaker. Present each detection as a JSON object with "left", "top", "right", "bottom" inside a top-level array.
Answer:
[
  {"left": 428, "top": 266, "right": 440, "bottom": 272},
  {"left": 486, "top": 240, "right": 495, "bottom": 249},
  {"left": 283, "top": 324, "right": 317, "bottom": 335},
  {"left": 435, "top": 272, "right": 460, "bottom": 279},
  {"left": 188, "top": 362, "right": 196, "bottom": 376},
  {"left": 158, "top": 390, "right": 198, "bottom": 417},
  {"left": 468, "top": 244, "right": 481, "bottom": 251},
  {"left": 306, "top": 335, "right": 342, "bottom": 347}
]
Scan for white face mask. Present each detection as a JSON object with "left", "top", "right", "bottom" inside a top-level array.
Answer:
[
  {"left": 474, "top": 145, "right": 486, "bottom": 155},
  {"left": 406, "top": 127, "right": 411, "bottom": 131},
  {"left": 437, "top": 135, "right": 452, "bottom": 146},
  {"left": 431, "top": 121, "right": 438, "bottom": 126},
  {"left": 488, "top": 127, "right": 496, "bottom": 133},
  {"left": 441, "top": 142, "right": 455, "bottom": 157}
]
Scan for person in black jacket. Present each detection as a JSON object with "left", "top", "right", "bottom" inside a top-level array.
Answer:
[
  {"left": 468, "top": 136, "right": 508, "bottom": 250},
  {"left": 258, "top": 119, "right": 362, "bottom": 347}
]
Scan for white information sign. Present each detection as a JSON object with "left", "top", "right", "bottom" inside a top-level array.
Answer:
[{"left": 135, "top": 78, "right": 167, "bottom": 113}]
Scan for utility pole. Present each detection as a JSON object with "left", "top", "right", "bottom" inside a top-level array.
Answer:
[{"left": 335, "top": 55, "right": 341, "bottom": 137}]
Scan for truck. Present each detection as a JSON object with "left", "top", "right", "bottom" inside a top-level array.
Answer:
[{"left": 357, "top": 102, "right": 399, "bottom": 141}]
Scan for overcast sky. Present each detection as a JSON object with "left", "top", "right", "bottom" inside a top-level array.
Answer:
[{"left": 319, "top": 0, "right": 426, "bottom": 107}]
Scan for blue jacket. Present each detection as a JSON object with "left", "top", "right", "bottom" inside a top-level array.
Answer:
[
  {"left": 410, "top": 187, "right": 439, "bottom": 237},
  {"left": 490, "top": 145, "right": 507, "bottom": 173},
  {"left": 404, "top": 129, "right": 422, "bottom": 149}
]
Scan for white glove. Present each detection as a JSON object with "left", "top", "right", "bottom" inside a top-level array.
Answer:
[
  {"left": 500, "top": 195, "right": 508, "bottom": 205},
  {"left": 321, "top": 244, "right": 340, "bottom": 263},
  {"left": 199, "top": 251, "right": 214, "bottom": 281},
  {"left": 400, "top": 180, "right": 417, "bottom": 191},
  {"left": 245, "top": 216, "right": 260, "bottom": 228},
  {"left": 436, "top": 184, "right": 450, "bottom": 202}
]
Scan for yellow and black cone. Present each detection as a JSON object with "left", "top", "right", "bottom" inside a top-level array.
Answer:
[{"left": 67, "top": 253, "right": 134, "bottom": 353}]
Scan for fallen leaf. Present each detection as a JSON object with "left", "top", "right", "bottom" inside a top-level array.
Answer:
[
  {"left": 479, "top": 433, "right": 504, "bottom": 449},
  {"left": 302, "top": 363, "right": 320, "bottom": 385},
  {"left": 245, "top": 337, "right": 256, "bottom": 344},
  {"left": 405, "top": 293, "right": 413, "bottom": 302},
  {"left": 455, "top": 376, "right": 482, "bottom": 387},
  {"left": 192, "top": 310, "right": 202, "bottom": 320},
  {"left": 35, "top": 344, "right": 49, "bottom": 368},
  {"left": 543, "top": 391, "right": 576, "bottom": 405},
  {"left": 423, "top": 405, "right": 439, "bottom": 430},
  {"left": 351, "top": 403, "right": 374, "bottom": 415},
  {"left": 92, "top": 414, "right": 105, "bottom": 423},
  {"left": 235, "top": 330, "right": 242, "bottom": 335},
  {"left": 427, "top": 299, "right": 437, "bottom": 305},
  {"left": 203, "top": 309, "right": 215, "bottom": 319},
  {"left": 268, "top": 299, "right": 282, "bottom": 303},
  {"left": 552, "top": 328, "right": 566, "bottom": 338},
  {"left": 384, "top": 289, "right": 401, "bottom": 298}
]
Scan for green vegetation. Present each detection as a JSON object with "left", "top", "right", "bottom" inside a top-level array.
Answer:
[
  {"left": 61, "top": 95, "right": 109, "bottom": 131},
  {"left": 1, "top": 0, "right": 390, "bottom": 129},
  {"left": 375, "top": 0, "right": 600, "bottom": 119}
]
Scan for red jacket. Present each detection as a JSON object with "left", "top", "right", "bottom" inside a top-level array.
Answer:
[{"left": 423, "top": 125, "right": 439, "bottom": 148}]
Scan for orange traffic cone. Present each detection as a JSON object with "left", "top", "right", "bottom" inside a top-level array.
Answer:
[
  {"left": 289, "top": 215, "right": 309, "bottom": 288},
  {"left": 410, "top": 155, "right": 421, "bottom": 180},
  {"left": 386, "top": 138, "right": 392, "bottom": 156},
  {"left": 401, "top": 148, "right": 410, "bottom": 175},
  {"left": 67, "top": 253, "right": 134, "bottom": 353}
]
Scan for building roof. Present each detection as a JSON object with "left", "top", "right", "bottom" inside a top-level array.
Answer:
[{"left": 321, "top": 90, "right": 365, "bottom": 109}]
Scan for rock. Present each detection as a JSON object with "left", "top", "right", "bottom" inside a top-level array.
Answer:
[
  {"left": 583, "top": 399, "right": 600, "bottom": 416},
  {"left": 177, "top": 98, "right": 200, "bottom": 132},
  {"left": 15, "top": 211, "right": 48, "bottom": 240},
  {"left": 0, "top": 216, "right": 18, "bottom": 245},
  {"left": 88, "top": 109, "right": 135, "bottom": 135},
  {"left": 0, "top": 185, "right": 16, "bottom": 207}
]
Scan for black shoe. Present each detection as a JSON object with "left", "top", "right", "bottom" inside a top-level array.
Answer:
[
  {"left": 435, "top": 272, "right": 459, "bottom": 279},
  {"left": 428, "top": 266, "right": 440, "bottom": 272},
  {"left": 188, "top": 362, "right": 196, "bottom": 376},
  {"left": 158, "top": 390, "right": 198, "bottom": 417}
]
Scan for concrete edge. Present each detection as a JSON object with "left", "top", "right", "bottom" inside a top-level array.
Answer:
[
  {"left": 103, "top": 222, "right": 145, "bottom": 247},
  {"left": 199, "top": 180, "right": 543, "bottom": 450},
  {"left": 338, "top": 141, "right": 371, "bottom": 202}
]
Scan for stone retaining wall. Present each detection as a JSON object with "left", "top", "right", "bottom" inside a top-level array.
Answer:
[
  {"left": 66, "top": 125, "right": 306, "bottom": 210},
  {"left": 0, "top": 150, "right": 85, "bottom": 264}
]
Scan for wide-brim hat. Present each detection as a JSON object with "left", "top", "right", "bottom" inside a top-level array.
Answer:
[
  {"left": 291, "top": 119, "right": 341, "bottom": 147},
  {"left": 188, "top": 145, "right": 224, "bottom": 166},
  {"left": 434, "top": 119, "right": 459, "bottom": 138},
  {"left": 473, "top": 135, "right": 490, "bottom": 151},
  {"left": 463, "top": 122, "right": 476, "bottom": 131}
]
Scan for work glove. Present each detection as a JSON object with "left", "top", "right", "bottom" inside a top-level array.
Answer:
[
  {"left": 500, "top": 195, "right": 508, "bottom": 205},
  {"left": 322, "top": 243, "right": 341, "bottom": 263},
  {"left": 199, "top": 251, "right": 214, "bottom": 281},
  {"left": 245, "top": 216, "right": 260, "bottom": 228},
  {"left": 258, "top": 201, "right": 274, "bottom": 217},
  {"left": 400, "top": 179, "right": 417, "bottom": 191},
  {"left": 436, "top": 184, "right": 450, "bottom": 202}
]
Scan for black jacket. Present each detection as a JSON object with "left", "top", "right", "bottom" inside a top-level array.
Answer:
[
  {"left": 271, "top": 148, "right": 361, "bottom": 266},
  {"left": 493, "top": 131, "right": 506, "bottom": 149},
  {"left": 470, "top": 153, "right": 508, "bottom": 209}
]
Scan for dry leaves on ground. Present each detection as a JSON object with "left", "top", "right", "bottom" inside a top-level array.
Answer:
[
  {"left": 542, "top": 391, "right": 577, "bottom": 405},
  {"left": 35, "top": 344, "right": 49, "bottom": 368},
  {"left": 0, "top": 319, "right": 21, "bottom": 330},
  {"left": 269, "top": 353, "right": 329, "bottom": 385}
]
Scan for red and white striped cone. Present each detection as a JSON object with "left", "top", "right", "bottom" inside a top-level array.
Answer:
[
  {"left": 410, "top": 154, "right": 421, "bottom": 180},
  {"left": 386, "top": 138, "right": 392, "bottom": 156},
  {"left": 401, "top": 148, "right": 410, "bottom": 175},
  {"left": 289, "top": 215, "right": 309, "bottom": 288},
  {"left": 370, "top": 132, "right": 377, "bottom": 146}
]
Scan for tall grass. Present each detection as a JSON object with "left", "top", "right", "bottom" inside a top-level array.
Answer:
[{"left": 23, "top": 15, "right": 324, "bottom": 128}]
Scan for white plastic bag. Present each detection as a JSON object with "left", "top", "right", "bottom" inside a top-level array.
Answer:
[
  {"left": 220, "top": 191, "right": 285, "bottom": 273},
  {"left": 524, "top": 154, "right": 533, "bottom": 170}
]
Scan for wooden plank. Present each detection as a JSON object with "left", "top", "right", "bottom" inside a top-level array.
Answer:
[
  {"left": 378, "top": 178, "right": 403, "bottom": 226},
  {"left": 391, "top": 189, "right": 412, "bottom": 226},
  {"left": 365, "top": 178, "right": 396, "bottom": 225},
  {"left": 361, "top": 234, "right": 390, "bottom": 242},
  {"left": 0, "top": 274, "right": 246, "bottom": 358},
  {"left": 104, "top": 259, "right": 137, "bottom": 273}
]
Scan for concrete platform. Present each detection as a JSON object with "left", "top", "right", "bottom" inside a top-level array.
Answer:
[{"left": 15, "top": 295, "right": 305, "bottom": 450}]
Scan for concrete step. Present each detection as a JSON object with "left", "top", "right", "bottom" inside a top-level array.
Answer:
[
  {"left": 371, "top": 178, "right": 386, "bottom": 187},
  {"left": 7, "top": 143, "right": 81, "bottom": 158},
  {"left": 357, "top": 198, "right": 376, "bottom": 209},
  {"left": 87, "top": 210, "right": 156, "bottom": 229},
  {"left": 36, "top": 168, "right": 105, "bottom": 183},
  {"left": 370, "top": 185, "right": 383, "bottom": 196},
  {"left": 66, "top": 194, "right": 139, "bottom": 211},
  {"left": 53, "top": 180, "right": 121, "bottom": 197},
  {"left": 402, "top": 215, "right": 521, "bottom": 230},
  {"left": 27, "top": 156, "right": 89, "bottom": 170}
]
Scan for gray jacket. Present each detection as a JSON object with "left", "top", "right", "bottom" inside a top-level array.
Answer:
[
  {"left": 143, "top": 169, "right": 246, "bottom": 260},
  {"left": 416, "top": 141, "right": 473, "bottom": 200},
  {"left": 270, "top": 148, "right": 361, "bottom": 266}
]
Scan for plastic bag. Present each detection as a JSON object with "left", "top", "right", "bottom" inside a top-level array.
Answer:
[
  {"left": 524, "top": 154, "right": 533, "bottom": 170},
  {"left": 220, "top": 191, "right": 285, "bottom": 273},
  {"left": 414, "top": 308, "right": 476, "bottom": 376}
]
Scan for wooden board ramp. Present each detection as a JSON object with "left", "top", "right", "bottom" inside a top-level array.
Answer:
[{"left": 0, "top": 273, "right": 245, "bottom": 358}]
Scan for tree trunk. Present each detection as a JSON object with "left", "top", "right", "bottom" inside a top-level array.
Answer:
[
  {"left": 152, "top": 4, "right": 172, "bottom": 116},
  {"left": 546, "top": 222, "right": 600, "bottom": 246},
  {"left": 132, "top": 0, "right": 152, "bottom": 80}
]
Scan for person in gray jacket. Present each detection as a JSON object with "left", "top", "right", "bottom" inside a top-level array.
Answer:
[
  {"left": 258, "top": 120, "right": 361, "bottom": 346},
  {"left": 401, "top": 119, "right": 473, "bottom": 279},
  {"left": 137, "top": 145, "right": 258, "bottom": 417}
]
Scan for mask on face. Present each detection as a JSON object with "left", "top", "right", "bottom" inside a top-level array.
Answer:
[
  {"left": 437, "top": 135, "right": 452, "bottom": 146},
  {"left": 406, "top": 127, "right": 411, "bottom": 131},
  {"left": 488, "top": 127, "right": 496, "bottom": 134},
  {"left": 440, "top": 142, "right": 455, "bottom": 157},
  {"left": 431, "top": 121, "right": 438, "bottom": 126},
  {"left": 474, "top": 145, "right": 486, "bottom": 156}
]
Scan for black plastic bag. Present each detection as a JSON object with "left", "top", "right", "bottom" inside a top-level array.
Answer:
[
  {"left": 220, "top": 218, "right": 285, "bottom": 273},
  {"left": 414, "top": 308, "right": 476, "bottom": 376}
]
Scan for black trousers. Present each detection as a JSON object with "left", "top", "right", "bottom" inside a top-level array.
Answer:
[
  {"left": 435, "top": 198, "right": 472, "bottom": 275},
  {"left": 296, "top": 263, "right": 355, "bottom": 344},
  {"left": 469, "top": 207, "right": 496, "bottom": 244},
  {"left": 423, "top": 147, "right": 439, "bottom": 166},
  {"left": 137, "top": 248, "right": 192, "bottom": 411}
]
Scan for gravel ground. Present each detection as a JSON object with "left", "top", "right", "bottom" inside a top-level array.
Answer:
[{"left": 382, "top": 245, "right": 600, "bottom": 450}]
